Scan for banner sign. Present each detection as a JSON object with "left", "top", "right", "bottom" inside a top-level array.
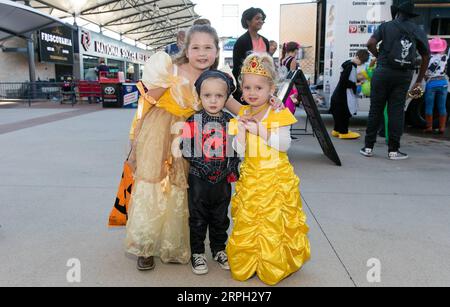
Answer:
[
  {"left": 39, "top": 26, "right": 74, "bottom": 65},
  {"left": 79, "top": 28, "right": 150, "bottom": 65}
]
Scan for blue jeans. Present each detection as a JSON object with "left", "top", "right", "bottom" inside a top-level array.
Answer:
[{"left": 425, "top": 86, "right": 448, "bottom": 116}]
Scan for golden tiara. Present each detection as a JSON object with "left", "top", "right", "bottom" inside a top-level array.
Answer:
[{"left": 241, "top": 56, "right": 270, "bottom": 78}]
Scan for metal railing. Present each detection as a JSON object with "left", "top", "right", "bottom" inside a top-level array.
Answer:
[{"left": 0, "top": 81, "right": 102, "bottom": 107}]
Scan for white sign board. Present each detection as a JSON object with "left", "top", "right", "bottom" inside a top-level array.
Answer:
[
  {"left": 79, "top": 28, "right": 151, "bottom": 65},
  {"left": 324, "top": 0, "right": 392, "bottom": 105}
]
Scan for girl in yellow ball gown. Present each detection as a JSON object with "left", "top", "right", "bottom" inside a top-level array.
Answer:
[{"left": 227, "top": 53, "right": 311, "bottom": 285}]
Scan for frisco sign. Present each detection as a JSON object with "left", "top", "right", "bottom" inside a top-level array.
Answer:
[{"left": 39, "top": 26, "right": 74, "bottom": 64}]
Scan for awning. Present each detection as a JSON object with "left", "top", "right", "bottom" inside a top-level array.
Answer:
[
  {"left": 26, "top": 0, "right": 200, "bottom": 49},
  {"left": 0, "top": 0, "right": 74, "bottom": 41}
]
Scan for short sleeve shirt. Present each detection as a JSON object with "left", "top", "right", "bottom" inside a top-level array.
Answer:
[{"left": 372, "top": 18, "right": 430, "bottom": 67}]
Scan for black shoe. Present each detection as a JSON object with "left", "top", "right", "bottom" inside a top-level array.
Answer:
[
  {"left": 137, "top": 256, "right": 155, "bottom": 271},
  {"left": 191, "top": 254, "right": 208, "bottom": 275},
  {"left": 213, "top": 250, "right": 230, "bottom": 270},
  {"left": 388, "top": 151, "right": 409, "bottom": 160},
  {"left": 360, "top": 147, "right": 374, "bottom": 157}
]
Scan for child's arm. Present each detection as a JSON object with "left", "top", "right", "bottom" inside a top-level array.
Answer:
[
  {"left": 337, "top": 62, "right": 357, "bottom": 93},
  {"left": 180, "top": 120, "right": 211, "bottom": 177},
  {"left": 246, "top": 122, "right": 292, "bottom": 152},
  {"left": 232, "top": 120, "right": 247, "bottom": 157},
  {"left": 129, "top": 86, "right": 166, "bottom": 141},
  {"left": 225, "top": 96, "right": 286, "bottom": 116},
  {"left": 225, "top": 97, "right": 243, "bottom": 116},
  {"left": 227, "top": 155, "right": 241, "bottom": 183},
  {"left": 266, "top": 126, "right": 292, "bottom": 152},
  {"left": 227, "top": 134, "right": 242, "bottom": 183}
]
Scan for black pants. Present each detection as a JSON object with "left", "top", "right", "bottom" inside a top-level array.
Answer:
[
  {"left": 330, "top": 90, "right": 352, "bottom": 134},
  {"left": 331, "top": 105, "right": 351, "bottom": 134},
  {"left": 188, "top": 174, "right": 231, "bottom": 255},
  {"left": 365, "top": 67, "right": 413, "bottom": 152}
]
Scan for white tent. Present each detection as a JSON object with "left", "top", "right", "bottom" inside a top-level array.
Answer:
[
  {"left": 0, "top": 0, "right": 73, "bottom": 41},
  {"left": 24, "top": 0, "right": 199, "bottom": 49},
  {"left": 0, "top": 0, "right": 76, "bottom": 82}
]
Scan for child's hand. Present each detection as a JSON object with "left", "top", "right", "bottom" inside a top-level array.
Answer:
[
  {"left": 369, "top": 58, "right": 377, "bottom": 67},
  {"left": 243, "top": 119, "right": 260, "bottom": 135},
  {"left": 238, "top": 114, "right": 253, "bottom": 126},
  {"left": 237, "top": 119, "right": 247, "bottom": 131},
  {"left": 269, "top": 96, "right": 285, "bottom": 111}
]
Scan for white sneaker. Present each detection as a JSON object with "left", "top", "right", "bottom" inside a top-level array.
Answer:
[
  {"left": 388, "top": 151, "right": 409, "bottom": 160},
  {"left": 214, "top": 250, "right": 230, "bottom": 270},
  {"left": 360, "top": 147, "right": 374, "bottom": 157},
  {"left": 191, "top": 254, "right": 208, "bottom": 275}
]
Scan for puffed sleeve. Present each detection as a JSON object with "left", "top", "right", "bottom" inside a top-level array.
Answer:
[
  {"left": 129, "top": 52, "right": 174, "bottom": 140},
  {"left": 265, "top": 109, "right": 298, "bottom": 129},
  {"left": 142, "top": 51, "right": 200, "bottom": 112},
  {"left": 141, "top": 51, "right": 174, "bottom": 90},
  {"left": 265, "top": 126, "right": 292, "bottom": 152}
]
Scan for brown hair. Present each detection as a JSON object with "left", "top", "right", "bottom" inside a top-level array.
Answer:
[
  {"left": 281, "top": 42, "right": 300, "bottom": 61},
  {"left": 174, "top": 25, "right": 220, "bottom": 69},
  {"left": 193, "top": 19, "right": 211, "bottom": 26},
  {"left": 356, "top": 49, "right": 370, "bottom": 64},
  {"left": 241, "top": 7, "right": 266, "bottom": 29}
]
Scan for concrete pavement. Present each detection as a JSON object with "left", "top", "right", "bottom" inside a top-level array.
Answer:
[{"left": 0, "top": 105, "right": 449, "bottom": 287}]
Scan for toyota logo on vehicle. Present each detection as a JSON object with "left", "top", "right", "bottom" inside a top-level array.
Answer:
[{"left": 104, "top": 87, "right": 115, "bottom": 95}]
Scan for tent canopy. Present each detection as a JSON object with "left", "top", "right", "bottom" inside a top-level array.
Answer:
[
  {"left": 0, "top": 0, "right": 74, "bottom": 41},
  {"left": 25, "top": 0, "right": 200, "bottom": 49}
]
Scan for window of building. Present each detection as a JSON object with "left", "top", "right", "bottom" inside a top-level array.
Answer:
[
  {"left": 83, "top": 55, "right": 100, "bottom": 80},
  {"left": 107, "top": 59, "right": 124, "bottom": 72}
]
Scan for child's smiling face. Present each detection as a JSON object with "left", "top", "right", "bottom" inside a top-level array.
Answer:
[
  {"left": 200, "top": 78, "right": 228, "bottom": 116},
  {"left": 186, "top": 32, "right": 219, "bottom": 71},
  {"left": 241, "top": 74, "right": 275, "bottom": 108}
]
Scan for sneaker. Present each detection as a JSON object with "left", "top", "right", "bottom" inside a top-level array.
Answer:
[
  {"left": 191, "top": 254, "right": 208, "bottom": 275},
  {"left": 388, "top": 151, "right": 409, "bottom": 160},
  {"left": 137, "top": 256, "right": 155, "bottom": 271},
  {"left": 213, "top": 250, "right": 230, "bottom": 270},
  {"left": 360, "top": 147, "right": 374, "bottom": 157}
]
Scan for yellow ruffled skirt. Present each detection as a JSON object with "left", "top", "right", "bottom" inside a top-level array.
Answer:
[
  {"left": 125, "top": 107, "right": 191, "bottom": 264},
  {"left": 226, "top": 157, "right": 311, "bottom": 285}
]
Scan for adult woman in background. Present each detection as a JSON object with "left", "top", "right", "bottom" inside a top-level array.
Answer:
[{"left": 232, "top": 7, "right": 270, "bottom": 102}]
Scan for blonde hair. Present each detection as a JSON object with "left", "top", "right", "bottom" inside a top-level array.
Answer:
[
  {"left": 174, "top": 25, "right": 220, "bottom": 69},
  {"left": 239, "top": 53, "right": 278, "bottom": 85}
]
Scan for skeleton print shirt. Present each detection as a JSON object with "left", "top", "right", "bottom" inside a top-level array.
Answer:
[{"left": 371, "top": 17, "right": 430, "bottom": 68}]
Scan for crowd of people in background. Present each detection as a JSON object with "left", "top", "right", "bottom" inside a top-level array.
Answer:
[{"left": 83, "top": 0, "right": 446, "bottom": 155}]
